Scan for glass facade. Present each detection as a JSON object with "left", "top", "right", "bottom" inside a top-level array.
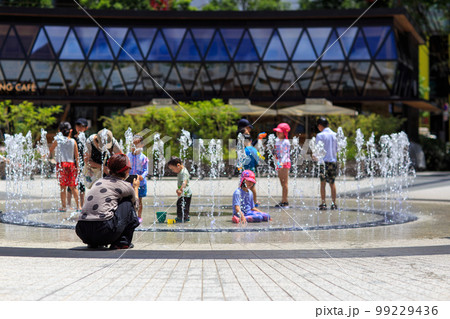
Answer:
[{"left": 0, "top": 14, "right": 417, "bottom": 102}]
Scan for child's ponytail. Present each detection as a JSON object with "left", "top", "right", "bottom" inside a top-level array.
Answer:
[{"left": 59, "top": 122, "right": 72, "bottom": 137}]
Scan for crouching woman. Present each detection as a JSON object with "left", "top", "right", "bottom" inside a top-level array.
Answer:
[{"left": 75, "top": 153, "right": 140, "bottom": 250}]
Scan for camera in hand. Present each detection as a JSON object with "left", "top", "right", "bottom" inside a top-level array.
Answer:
[{"left": 125, "top": 174, "right": 137, "bottom": 184}]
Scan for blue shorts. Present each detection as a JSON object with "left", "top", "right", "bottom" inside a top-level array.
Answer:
[{"left": 138, "top": 185, "right": 147, "bottom": 198}]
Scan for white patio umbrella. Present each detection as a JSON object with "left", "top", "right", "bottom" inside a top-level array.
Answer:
[
  {"left": 277, "top": 99, "right": 357, "bottom": 138},
  {"left": 228, "top": 99, "right": 278, "bottom": 117},
  {"left": 277, "top": 98, "right": 357, "bottom": 116},
  {"left": 123, "top": 98, "right": 175, "bottom": 115}
]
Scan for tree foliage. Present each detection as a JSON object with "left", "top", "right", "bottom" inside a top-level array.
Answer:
[
  {"left": 101, "top": 99, "right": 240, "bottom": 159},
  {"left": 202, "top": 0, "right": 239, "bottom": 11},
  {"left": 0, "top": 100, "right": 63, "bottom": 141},
  {"left": 298, "top": 0, "right": 449, "bottom": 33},
  {"left": 0, "top": 0, "right": 53, "bottom": 8},
  {"left": 171, "top": 0, "right": 197, "bottom": 11},
  {"left": 419, "top": 135, "right": 450, "bottom": 171},
  {"left": 79, "top": 0, "right": 150, "bottom": 10},
  {"left": 202, "top": 0, "right": 290, "bottom": 11},
  {"left": 326, "top": 113, "right": 406, "bottom": 159}
]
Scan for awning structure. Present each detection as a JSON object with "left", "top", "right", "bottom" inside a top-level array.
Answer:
[
  {"left": 277, "top": 98, "right": 358, "bottom": 116},
  {"left": 401, "top": 100, "right": 442, "bottom": 113},
  {"left": 228, "top": 99, "right": 278, "bottom": 117},
  {"left": 123, "top": 99, "right": 175, "bottom": 115}
]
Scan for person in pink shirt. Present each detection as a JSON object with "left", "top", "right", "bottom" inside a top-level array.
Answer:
[{"left": 273, "top": 123, "right": 291, "bottom": 208}]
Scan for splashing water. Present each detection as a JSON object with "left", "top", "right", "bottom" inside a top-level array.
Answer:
[
  {"left": 309, "top": 136, "right": 326, "bottom": 224},
  {"left": 206, "top": 139, "right": 224, "bottom": 228},
  {"left": 179, "top": 129, "right": 192, "bottom": 161},
  {"left": 366, "top": 132, "right": 377, "bottom": 212},
  {"left": 124, "top": 127, "right": 133, "bottom": 154},
  {"left": 337, "top": 127, "right": 347, "bottom": 220},
  {"left": 355, "top": 129, "right": 365, "bottom": 217},
  {"left": 151, "top": 133, "right": 165, "bottom": 209},
  {"left": 194, "top": 138, "right": 206, "bottom": 216},
  {"left": 97, "top": 128, "right": 111, "bottom": 177},
  {"left": 290, "top": 136, "right": 306, "bottom": 225},
  {"left": 265, "top": 134, "right": 277, "bottom": 210},
  {"left": 236, "top": 133, "right": 246, "bottom": 173},
  {"left": 0, "top": 127, "right": 418, "bottom": 232}
]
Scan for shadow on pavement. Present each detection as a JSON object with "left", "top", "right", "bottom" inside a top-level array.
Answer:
[{"left": 0, "top": 245, "right": 448, "bottom": 259}]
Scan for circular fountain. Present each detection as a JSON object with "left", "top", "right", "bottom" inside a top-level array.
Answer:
[{"left": 0, "top": 128, "right": 417, "bottom": 232}]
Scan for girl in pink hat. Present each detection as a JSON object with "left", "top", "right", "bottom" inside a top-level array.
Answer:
[
  {"left": 273, "top": 123, "right": 291, "bottom": 208},
  {"left": 232, "top": 170, "right": 271, "bottom": 224}
]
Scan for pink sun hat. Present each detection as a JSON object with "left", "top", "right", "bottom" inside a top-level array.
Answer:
[
  {"left": 240, "top": 170, "right": 256, "bottom": 186},
  {"left": 273, "top": 123, "right": 291, "bottom": 139}
]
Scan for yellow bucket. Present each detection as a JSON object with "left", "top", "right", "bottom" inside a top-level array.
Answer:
[{"left": 167, "top": 219, "right": 176, "bottom": 224}]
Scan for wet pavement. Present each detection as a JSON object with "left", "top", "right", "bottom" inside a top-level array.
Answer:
[{"left": 0, "top": 172, "right": 449, "bottom": 301}]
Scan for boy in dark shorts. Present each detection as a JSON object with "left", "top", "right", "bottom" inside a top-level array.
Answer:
[
  {"left": 316, "top": 117, "right": 338, "bottom": 210},
  {"left": 168, "top": 157, "right": 192, "bottom": 223}
]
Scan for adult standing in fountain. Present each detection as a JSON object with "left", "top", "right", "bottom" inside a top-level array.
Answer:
[
  {"left": 235, "top": 118, "right": 266, "bottom": 179},
  {"left": 75, "top": 153, "right": 140, "bottom": 249},
  {"left": 84, "top": 129, "right": 122, "bottom": 188},
  {"left": 316, "top": 117, "right": 338, "bottom": 210}
]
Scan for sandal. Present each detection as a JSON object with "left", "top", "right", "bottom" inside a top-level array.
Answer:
[{"left": 109, "top": 243, "right": 134, "bottom": 250}]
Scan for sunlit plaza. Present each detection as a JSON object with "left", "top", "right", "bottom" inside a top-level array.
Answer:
[{"left": 0, "top": 1, "right": 449, "bottom": 314}]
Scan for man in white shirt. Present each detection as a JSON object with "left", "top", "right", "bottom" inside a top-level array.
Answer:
[{"left": 316, "top": 117, "right": 338, "bottom": 210}]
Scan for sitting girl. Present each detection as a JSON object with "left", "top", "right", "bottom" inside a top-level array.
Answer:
[{"left": 232, "top": 170, "right": 271, "bottom": 224}]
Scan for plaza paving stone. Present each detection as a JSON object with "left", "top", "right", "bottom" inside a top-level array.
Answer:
[{"left": 0, "top": 172, "right": 449, "bottom": 301}]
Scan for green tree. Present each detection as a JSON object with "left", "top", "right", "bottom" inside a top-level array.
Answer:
[
  {"left": 247, "top": 0, "right": 291, "bottom": 10},
  {"left": 202, "top": 0, "right": 290, "bottom": 10},
  {"left": 401, "top": 0, "right": 450, "bottom": 33},
  {"left": 298, "top": 0, "right": 449, "bottom": 33},
  {"left": 171, "top": 0, "right": 197, "bottom": 11},
  {"left": 326, "top": 113, "right": 406, "bottom": 159},
  {"left": 419, "top": 135, "right": 450, "bottom": 170},
  {"left": 101, "top": 99, "right": 240, "bottom": 160},
  {"left": 0, "top": 0, "right": 53, "bottom": 8},
  {"left": 202, "top": 0, "right": 239, "bottom": 11},
  {"left": 0, "top": 100, "right": 63, "bottom": 141},
  {"left": 79, "top": 0, "right": 150, "bottom": 10}
]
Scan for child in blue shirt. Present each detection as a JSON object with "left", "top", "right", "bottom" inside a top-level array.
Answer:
[
  {"left": 242, "top": 134, "right": 264, "bottom": 206},
  {"left": 232, "top": 170, "right": 271, "bottom": 224},
  {"left": 127, "top": 135, "right": 148, "bottom": 223}
]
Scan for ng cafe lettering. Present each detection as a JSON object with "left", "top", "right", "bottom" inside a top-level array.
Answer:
[{"left": 0, "top": 82, "right": 37, "bottom": 92}]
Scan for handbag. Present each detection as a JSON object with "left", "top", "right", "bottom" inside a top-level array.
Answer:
[{"left": 82, "top": 165, "right": 103, "bottom": 189}]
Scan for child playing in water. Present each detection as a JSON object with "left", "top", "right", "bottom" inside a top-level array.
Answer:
[
  {"left": 49, "top": 122, "right": 80, "bottom": 212},
  {"left": 232, "top": 170, "right": 271, "bottom": 224},
  {"left": 168, "top": 156, "right": 192, "bottom": 223},
  {"left": 127, "top": 135, "right": 149, "bottom": 223},
  {"left": 243, "top": 134, "right": 264, "bottom": 206},
  {"left": 67, "top": 118, "right": 89, "bottom": 208},
  {"left": 273, "top": 123, "right": 291, "bottom": 208}
]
